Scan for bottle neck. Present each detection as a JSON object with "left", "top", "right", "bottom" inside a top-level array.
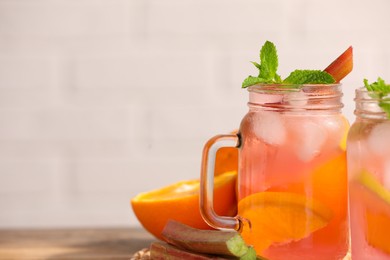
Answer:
[
  {"left": 354, "top": 87, "right": 389, "bottom": 120},
  {"left": 247, "top": 84, "right": 343, "bottom": 113}
]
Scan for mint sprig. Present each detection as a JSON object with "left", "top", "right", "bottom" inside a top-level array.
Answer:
[
  {"left": 242, "top": 41, "right": 335, "bottom": 88},
  {"left": 258, "top": 41, "right": 280, "bottom": 82},
  {"left": 283, "top": 70, "right": 335, "bottom": 84},
  {"left": 364, "top": 77, "right": 390, "bottom": 97},
  {"left": 364, "top": 77, "right": 390, "bottom": 118},
  {"left": 242, "top": 41, "right": 282, "bottom": 88}
]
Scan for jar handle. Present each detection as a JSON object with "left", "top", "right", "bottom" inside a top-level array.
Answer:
[{"left": 200, "top": 134, "right": 241, "bottom": 231}]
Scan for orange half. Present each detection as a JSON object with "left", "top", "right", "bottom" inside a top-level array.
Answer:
[{"left": 131, "top": 171, "right": 237, "bottom": 240}]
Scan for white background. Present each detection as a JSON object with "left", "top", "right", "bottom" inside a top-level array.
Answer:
[{"left": 0, "top": 0, "right": 389, "bottom": 228}]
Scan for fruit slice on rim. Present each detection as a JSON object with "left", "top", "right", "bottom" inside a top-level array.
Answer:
[
  {"left": 131, "top": 171, "right": 237, "bottom": 240},
  {"left": 354, "top": 170, "right": 390, "bottom": 254},
  {"left": 238, "top": 192, "right": 333, "bottom": 253},
  {"left": 324, "top": 46, "right": 353, "bottom": 83}
]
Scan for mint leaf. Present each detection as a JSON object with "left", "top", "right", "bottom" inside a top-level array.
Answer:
[
  {"left": 283, "top": 70, "right": 335, "bottom": 84},
  {"left": 259, "top": 41, "right": 279, "bottom": 81},
  {"left": 242, "top": 76, "right": 268, "bottom": 88},
  {"left": 242, "top": 41, "right": 281, "bottom": 88},
  {"left": 379, "top": 101, "right": 390, "bottom": 117},
  {"left": 242, "top": 41, "right": 337, "bottom": 88},
  {"left": 364, "top": 77, "right": 390, "bottom": 97},
  {"left": 364, "top": 77, "right": 390, "bottom": 118},
  {"left": 274, "top": 73, "right": 282, "bottom": 83},
  {"left": 251, "top": 61, "right": 261, "bottom": 70}
]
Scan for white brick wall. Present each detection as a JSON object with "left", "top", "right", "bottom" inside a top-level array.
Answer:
[{"left": 0, "top": 0, "right": 389, "bottom": 228}]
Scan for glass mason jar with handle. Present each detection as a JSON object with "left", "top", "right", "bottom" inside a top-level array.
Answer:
[
  {"left": 200, "top": 84, "right": 350, "bottom": 260},
  {"left": 347, "top": 87, "right": 390, "bottom": 259}
]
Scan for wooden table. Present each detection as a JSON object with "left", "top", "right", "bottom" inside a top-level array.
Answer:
[{"left": 0, "top": 227, "right": 155, "bottom": 259}]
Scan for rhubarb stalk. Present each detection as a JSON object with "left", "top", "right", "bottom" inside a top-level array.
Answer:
[
  {"left": 150, "top": 242, "right": 231, "bottom": 260},
  {"left": 161, "top": 220, "right": 265, "bottom": 260},
  {"left": 324, "top": 46, "right": 353, "bottom": 83}
]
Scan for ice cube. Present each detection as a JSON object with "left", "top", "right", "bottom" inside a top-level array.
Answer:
[
  {"left": 346, "top": 139, "right": 368, "bottom": 181},
  {"left": 320, "top": 115, "right": 344, "bottom": 132},
  {"left": 250, "top": 92, "right": 283, "bottom": 104},
  {"left": 318, "top": 115, "right": 348, "bottom": 148},
  {"left": 292, "top": 119, "right": 328, "bottom": 162},
  {"left": 285, "top": 91, "right": 308, "bottom": 107},
  {"left": 253, "top": 111, "right": 286, "bottom": 145},
  {"left": 367, "top": 122, "right": 390, "bottom": 155}
]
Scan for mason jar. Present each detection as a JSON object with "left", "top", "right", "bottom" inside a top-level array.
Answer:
[
  {"left": 347, "top": 87, "right": 390, "bottom": 259},
  {"left": 200, "top": 84, "right": 350, "bottom": 260}
]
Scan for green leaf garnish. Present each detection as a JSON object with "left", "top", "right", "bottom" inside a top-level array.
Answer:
[
  {"left": 259, "top": 41, "right": 280, "bottom": 81},
  {"left": 364, "top": 77, "right": 390, "bottom": 118},
  {"left": 283, "top": 70, "right": 335, "bottom": 84},
  {"left": 251, "top": 61, "right": 261, "bottom": 70},
  {"left": 242, "top": 41, "right": 282, "bottom": 88},
  {"left": 242, "top": 41, "right": 336, "bottom": 88},
  {"left": 242, "top": 76, "right": 269, "bottom": 88},
  {"left": 364, "top": 77, "right": 390, "bottom": 97}
]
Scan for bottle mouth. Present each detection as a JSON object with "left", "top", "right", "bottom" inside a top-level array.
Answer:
[
  {"left": 354, "top": 87, "right": 390, "bottom": 118},
  {"left": 247, "top": 84, "right": 343, "bottom": 112},
  {"left": 355, "top": 87, "right": 390, "bottom": 100}
]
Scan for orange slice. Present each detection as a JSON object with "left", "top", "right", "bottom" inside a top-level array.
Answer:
[
  {"left": 309, "top": 153, "right": 348, "bottom": 245},
  {"left": 131, "top": 171, "right": 237, "bottom": 240},
  {"left": 354, "top": 171, "right": 390, "bottom": 254},
  {"left": 267, "top": 152, "right": 348, "bottom": 247},
  {"left": 366, "top": 210, "right": 390, "bottom": 255},
  {"left": 238, "top": 192, "right": 332, "bottom": 253}
]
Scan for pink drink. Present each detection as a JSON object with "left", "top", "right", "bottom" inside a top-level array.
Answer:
[
  {"left": 347, "top": 88, "right": 390, "bottom": 259},
  {"left": 201, "top": 84, "right": 350, "bottom": 260},
  {"left": 237, "top": 85, "right": 349, "bottom": 260}
]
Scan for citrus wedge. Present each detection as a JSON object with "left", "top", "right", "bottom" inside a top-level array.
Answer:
[
  {"left": 238, "top": 192, "right": 333, "bottom": 253},
  {"left": 131, "top": 171, "right": 237, "bottom": 240},
  {"left": 353, "top": 170, "right": 390, "bottom": 254}
]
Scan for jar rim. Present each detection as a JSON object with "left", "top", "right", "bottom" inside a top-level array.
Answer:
[
  {"left": 247, "top": 83, "right": 343, "bottom": 112},
  {"left": 355, "top": 87, "right": 390, "bottom": 100},
  {"left": 247, "top": 83, "right": 342, "bottom": 93},
  {"left": 354, "top": 87, "right": 390, "bottom": 119}
]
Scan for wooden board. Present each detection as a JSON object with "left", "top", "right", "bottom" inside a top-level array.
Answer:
[{"left": 0, "top": 227, "right": 155, "bottom": 259}]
